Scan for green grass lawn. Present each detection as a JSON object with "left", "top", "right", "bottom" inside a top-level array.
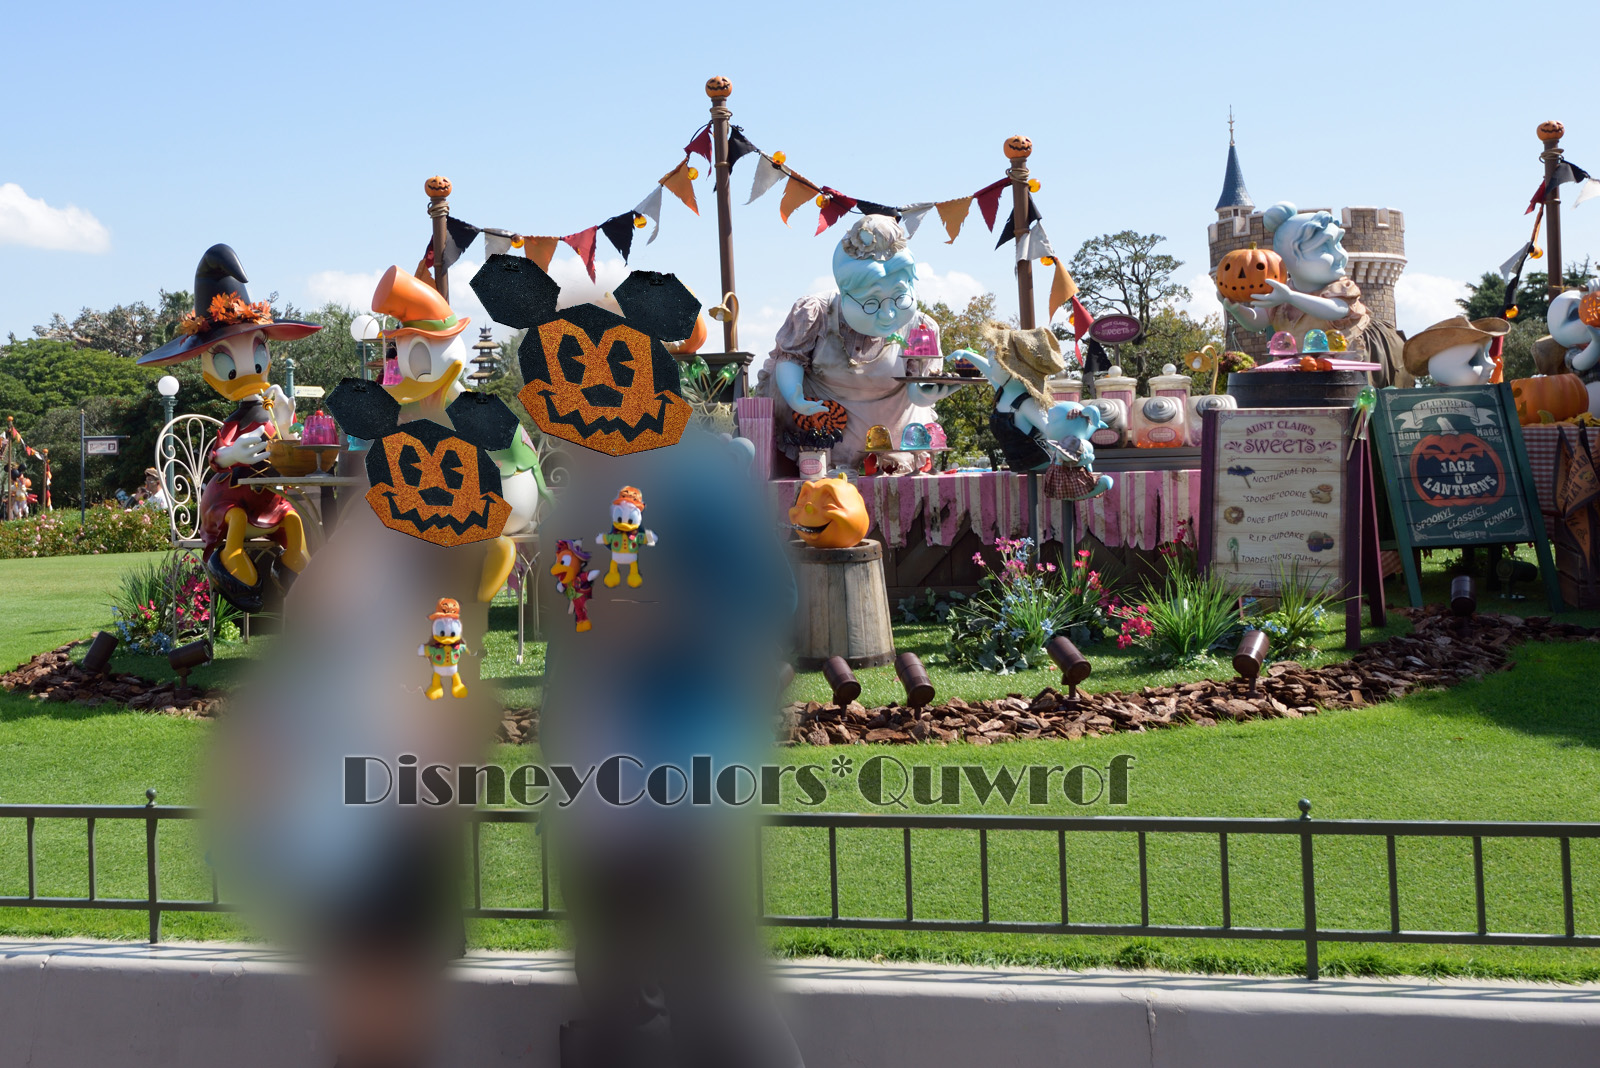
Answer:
[{"left": 5, "top": 549, "right": 1600, "bottom": 981}]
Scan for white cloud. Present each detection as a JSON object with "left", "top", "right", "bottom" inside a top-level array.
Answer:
[
  {"left": 0, "top": 182, "right": 110, "bottom": 252},
  {"left": 1180, "top": 271, "right": 1224, "bottom": 323},
  {"left": 916, "top": 266, "right": 986, "bottom": 311},
  {"left": 1394, "top": 273, "right": 1468, "bottom": 336},
  {"left": 305, "top": 267, "right": 385, "bottom": 310}
]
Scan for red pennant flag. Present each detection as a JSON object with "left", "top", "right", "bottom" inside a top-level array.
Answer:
[
  {"left": 814, "top": 187, "right": 858, "bottom": 235},
  {"left": 974, "top": 178, "right": 1008, "bottom": 231},
  {"left": 1527, "top": 179, "right": 1547, "bottom": 215},
  {"left": 684, "top": 124, "right": 713, "bottom": 163},
  {"left": 563, "top": 227, "right": 598, "bottom": 282},
  {"left": 1070, "top": 296, "right": 1094, "bottom": 361}
]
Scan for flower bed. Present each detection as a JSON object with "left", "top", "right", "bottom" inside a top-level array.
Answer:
[{"left": 0, "top": 504, "right": 171, "bottom": 559}]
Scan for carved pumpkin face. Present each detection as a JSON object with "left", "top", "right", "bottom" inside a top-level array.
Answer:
[
  {"left": 705, "top": 75, "right": 731, "bottom": 96},
  {"left": 1004, "top": 135, "right": 1032, "bottom": 158},
  {"left": 789, "top": 476, "right": 869, "bottom": 548},
  {"left": 365, "top": 427, "right": 511, "bottom": 546},
  {"left": 1538, "top": 120, "right": 1565, "bottom": 142},
  {"left": 1216, "top": 244, "right": 1286, "bottom": 303},
  {"left": 1409, "top": 432, "right": 1506, "bottom": 508},
  {"left": 425, "top": 175, "right": 452, "bottom": 198},
  {"left": 1579, "top": 288, "right": 1600, "bottom": 328}
]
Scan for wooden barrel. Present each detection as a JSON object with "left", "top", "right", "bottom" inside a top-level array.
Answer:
[
  {"left": 1227, "top": 369, "right": 1368, "bottom": 408},
  {"left": 791, "top": 539, "right": 894, "bottom": 669}
]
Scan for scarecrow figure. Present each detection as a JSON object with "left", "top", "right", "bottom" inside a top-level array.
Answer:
[{"left": 140, "top": 245, "right": 321, "bottom": 612}]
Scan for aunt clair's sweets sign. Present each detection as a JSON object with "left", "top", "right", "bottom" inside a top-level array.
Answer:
[
  {"left": 1370, "top": 384, "right": 1560, "bottom": 609},
  {"left": 1199, "top": 407, "right": 1353, "bottom": 598}
]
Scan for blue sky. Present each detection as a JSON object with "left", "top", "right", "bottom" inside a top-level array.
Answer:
[{"left": 4, "top": 0, "right": 1600, "bottom": 364}]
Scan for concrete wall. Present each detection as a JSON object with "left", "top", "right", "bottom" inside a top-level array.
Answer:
[{"left": 3, "top": 939, "right": 1598, "bottom": 1067}]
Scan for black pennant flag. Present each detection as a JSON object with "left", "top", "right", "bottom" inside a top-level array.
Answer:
[
  {"left": 1083, "top": 338, "right": 1111, "bottom": 376},
  {"left": 599, "top": 212, "right": 638, "bottom": 263},
  {"left": 727, "top": 125, "right": 758, "bottom": 167},
  {"left": 994, "top": 200, "right": 1043, "bottom": 250},
  {"left": 854, "top": 200, "right": 901, "bottom": 220}
]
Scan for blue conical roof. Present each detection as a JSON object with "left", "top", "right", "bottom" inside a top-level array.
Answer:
[{"left": 1215, "top": 143, "right": 1253, "bottom": 211}]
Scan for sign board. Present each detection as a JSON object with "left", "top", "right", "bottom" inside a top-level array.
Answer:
[
  {"left": 294, "top": 385, "right": 326, "bottom": 399},
  {"left": 1088, "top": 314, "right": 1142, "bottom": 345},
  {"left": 1200, "top": 406, "right": 1384, "bottom": 649},
  {"left": 84, "top": 438, "right": 119, "bottom": 456},
  {"left": 1370, "top": 383, "right": 1559, "bottom": 609}
]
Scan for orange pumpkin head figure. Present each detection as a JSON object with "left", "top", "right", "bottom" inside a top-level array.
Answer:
[
  {"left": 327, "top": 378, "right": 520, "bottom": 546},
  {"left": 1215, "top": 243, "right": 1287, "bottom": 304},
  {"left": 789, "top": 476, "right": 870, "bottom": 548},
  {"left": 470, "top": 256, "right": 702, "bottom": 457}
]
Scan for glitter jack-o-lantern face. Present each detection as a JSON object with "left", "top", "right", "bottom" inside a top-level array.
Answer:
[
  {"left": 1215, "top": 244, "right": 1287, "bottom": 303},
  {"left": 1409, "top": 432, "right": 1506, "bottom": 508},
  {"left": 470, "top": 256, "right": 702, "bottom": 457},
  {"left": 365, "top": 428, "right": 512, "bottom": 546},
  {"left": 326, "top": 378, "right": 521, "bottom": 546},
  {"left": 789, "top": 476, "right": 870, "bottom": 548}
]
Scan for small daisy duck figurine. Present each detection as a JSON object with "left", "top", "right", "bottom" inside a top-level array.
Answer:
[
  {"left": 598, "top": 485, "right": 656, "bottom": 588},
  {"left": 550, "top": 539, "right": 601, "bottom": 632},
  {"left": 419, "top": 597, "right": 470, "bottom": 700}
]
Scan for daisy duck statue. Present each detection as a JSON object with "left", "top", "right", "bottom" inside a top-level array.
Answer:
[
  {"left": 953, "top": 325, "right": 1112, "bottom": 500},
  {"left": 759, "top": 215, "right": 965, "bottom": 473},
  {"left": 139, "top": 244, "right": 319, "bottom": 612}
]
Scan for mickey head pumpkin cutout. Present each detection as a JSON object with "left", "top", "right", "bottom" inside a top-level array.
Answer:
[
  {"left": 327, "top": 379, "right": 520, "bottom": 546},
  {"left": 469, "top": 254, "right": 700, "bottom": 456}
]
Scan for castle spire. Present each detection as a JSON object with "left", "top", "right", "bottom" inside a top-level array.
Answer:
[{"left": 1216, "top": 110, "right": 1252, "bottom": 212}]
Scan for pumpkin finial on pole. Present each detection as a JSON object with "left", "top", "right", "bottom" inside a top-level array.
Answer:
[{"left": 425, "top": 176, "right": 452, "bottom": 301}]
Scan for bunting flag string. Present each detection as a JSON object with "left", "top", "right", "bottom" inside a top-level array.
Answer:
[{"left": 430, "top": 120, "right": 1063, "bottom": 287}]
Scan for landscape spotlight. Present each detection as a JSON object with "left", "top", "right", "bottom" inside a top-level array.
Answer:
[
  {"left": 1045, "top": 635, "right": 1092, "bottom": 705},
  {"left": 822, "top": 656, "right": 860, "bottom": 707},
  {"left": 1450, "top": 575, "right": 1477, "bottom": 618},
  {"left": 167, "top": 639, "right": 213, "bottom": 697},
  {"left": 894, "top": 651, "right": 935, "bottom": 709},
  {"left": 1233, "top": 629, "right": 1270, "bottom": 696},
  {"left": 81, "top": 631, "right": 119, "bottom": 675}
]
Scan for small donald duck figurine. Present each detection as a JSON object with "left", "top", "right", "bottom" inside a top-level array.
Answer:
[
  {"left": 598, "top": 485, "right": 656, "bottom": 588},
  {"left": 550, "top": 538, "right": 600, "bottom": 632},
  {"left": 418, "top": 597, "right": 470, "bottom": 700}
]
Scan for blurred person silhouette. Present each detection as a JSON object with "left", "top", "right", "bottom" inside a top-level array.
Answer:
[
  {"left": 541, "top": 428, "right": 804, "bottom": 1068},
  {"left": 206, "top": 498, "right": 498, "bottom": 1068}
]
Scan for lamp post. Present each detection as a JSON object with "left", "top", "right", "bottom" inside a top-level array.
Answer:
[{"left": 157, "top": 375, "right": 180, "bottom": 499}]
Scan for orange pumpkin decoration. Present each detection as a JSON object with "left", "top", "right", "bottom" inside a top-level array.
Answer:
[
  {"left": 1511, "top": 373, "right": 1589, "bottom": 425},
  {"left": 667, "top": 313, "right": 710, "bottom": 355},
  {"left": 424, "top": 175, "right": 452, "bottom": 198},
  {"left": 1538, "top": 120, "right": 1565, "bottom": 142},
  {"left": 789, "top": 476, "right": 870, "bottom": 548},
  {"left": 1579, "top": 289, "right": 1600, "bottom": 328},
  {"left": 1004, "top": 135, "right": 1032, "bottom": 158},
  {"left": 1409, "top": 433, "right": 1505, "bottom": 508},
  {"left": 1216, "top": 243, "right": 1286, "bottom": 303},
  {"left": 705, "top": 75, "right": 732, "bottom": 97}
]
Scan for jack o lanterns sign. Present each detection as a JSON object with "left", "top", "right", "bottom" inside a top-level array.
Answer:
[
  {"left": 327, "top": 379, "right": 520, "bottom": 546},
  {"left": 1408, "top": 431, "right": 1505, "bottom": 508},
  {"left": 470, "top": 255, "right": 700, "bottom": 456}
]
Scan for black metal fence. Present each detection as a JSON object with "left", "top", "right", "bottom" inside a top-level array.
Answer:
[{"left": 2, "top": 794, "right": 1598, "bottom": 980}]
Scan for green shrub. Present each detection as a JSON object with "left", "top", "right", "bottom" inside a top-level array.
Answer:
[
  {"left": 108, "top": 552, "right": 234, "bottom": 655},
  {"left": 0, "top": 503, "right": 171, "bottom": 559},
  {"left": 945, "top": 538, "right": 1112, "bottom": 673},
  {"left": 1257, "top": 560, "right": 1344, "bottom": 657},
  {"left": 1129, "top": 567, "right": 1246, "bottom": 666}
]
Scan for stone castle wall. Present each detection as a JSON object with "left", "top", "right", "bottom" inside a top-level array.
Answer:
[{"left": 1207, "top": 206, "right": 1406, "bottom": 357}]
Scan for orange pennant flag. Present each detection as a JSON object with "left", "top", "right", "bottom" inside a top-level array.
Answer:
[
  {"left": 779, "top": 174, "right": 819, "bottom": 226},
  {"left": 936, "top": 197, "right": 973, "bottom": 244},
  {"left": 523, "top": 236, "right": 558, "bottom": 272},
  {"left": 1048, "top": 262, "right": 1078, "bottom": 323},
  {"left": 659, "top": 158, "right": 699, "bottom": 216}
]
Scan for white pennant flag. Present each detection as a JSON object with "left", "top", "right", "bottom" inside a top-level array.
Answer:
[
  {"left": 747, "top": 157, "right": 786, "bottom": 204},
  {"left": 1575, "top": 178, "right": 1600, "bottom": 208},
  {"left": 634, "top": 185, "right": 664, "bottom": 245},
  {"left": 899, "top": 202, "right": 934, "bottom": 239},
  {"left": 483, "top": 232, "right": 514, "bottom": 258},
  {"left": 1499, "top": 241, "right": 1533, "bottom": 280},
  {"left": 1017, "top": 220, "right": 1057, "bottom": 262}
]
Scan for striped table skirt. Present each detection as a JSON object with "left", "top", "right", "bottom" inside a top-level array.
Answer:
[{"left": 771, "top": 469, "right": 1201, "bottom": 551}]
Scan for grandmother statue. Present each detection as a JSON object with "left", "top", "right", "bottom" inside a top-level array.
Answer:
[
  {"left": 1222, "top": 201, "right": 1407, "bottom": 387},
  {"left": 759, "top": 216, "right": 963, "bottom": 472}
]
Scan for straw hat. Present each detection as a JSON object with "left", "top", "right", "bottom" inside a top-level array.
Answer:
[
  {"left": 980, "top": 324, "right": 1065, "bottom": 407},
  {"left": 1402, "top": 316, "right": 1510, "bottom": 377}
]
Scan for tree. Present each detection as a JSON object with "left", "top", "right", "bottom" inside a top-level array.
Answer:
[
  {"left": 1067, "top": 231, "right": 1189, "bottom": 325},
  {"left": 922, "top": 294, "right": 1009, "bottom": 468},
  {"left": 1457, "top": 271, "right": 1509, "bottom": 320},
  {"left": 29, "top": 291, "right": 191, "bottom": 360},
  {"left": 1123, "top": 307, "right": 1225, "bottom": 394},
  {"left": 0, "top": 339, "right": 158, "bottom": 414},
  {"left": 268, "top": 302, "right": 367, "bottom": 394}
]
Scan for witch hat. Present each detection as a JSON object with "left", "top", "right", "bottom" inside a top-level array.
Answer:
[{"left": 139, "top": 244, "right": 320, "bottom": 365}]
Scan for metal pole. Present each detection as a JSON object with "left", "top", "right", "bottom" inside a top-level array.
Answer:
[
  {"left": 1539, "top": 121, "right": 1566, "bottom": 299},
  {"left": 427, "top": 176, "right": 452, "bottom": 302},
  {"left": 708, "top": 76, "right": 738, "bottom": 352},
  {"left": 283, "top": 356, "right": 296, "bottom": 402},
  {"left": 79, "top": 409, "right": 86, "bottom": 525},
  {"left": 1006, "top": 136, "right": 1042, "bottom": 548},
  {"left": 161, "top": 397, "right": 176, "bottom": 500}
]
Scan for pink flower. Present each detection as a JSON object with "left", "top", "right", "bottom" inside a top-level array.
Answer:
[
  {"left": 972, "top": 552, "right": 986, "bottom": 565},
  {"left": 1046, "top": 563, "right": 1057, "bottom": 573}
]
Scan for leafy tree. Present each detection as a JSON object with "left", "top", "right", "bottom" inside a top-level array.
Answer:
[
  {"left": 0, "top": 339, "right": 158, "bottom": 414},
  {"left": 1121, "top": 306, "right": 1224, "bottom": 395},
  {"left": 1461, "top": 260, "right": 1598, "bottom": 322},
  {"left": 1067, "top": 231, "right": 1189, "bottom": 326},
  {"left": 28, "top": 397, "right": 136, "bottom": 506},
  {"left": 1457, "top": 271, "right": 1509, "bottom": 320},
  {"left": 922, "top": 293, "right": 1010, "bottom": 468},
  {"left": 28, "top": 291, "right": 191, "bottom": 360},
  {"left": 1501, "top": 315, "right": 1548, "bottom": 382},
  {"left": 268, "top": 302, "right": 368, "bottom": 395}
]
